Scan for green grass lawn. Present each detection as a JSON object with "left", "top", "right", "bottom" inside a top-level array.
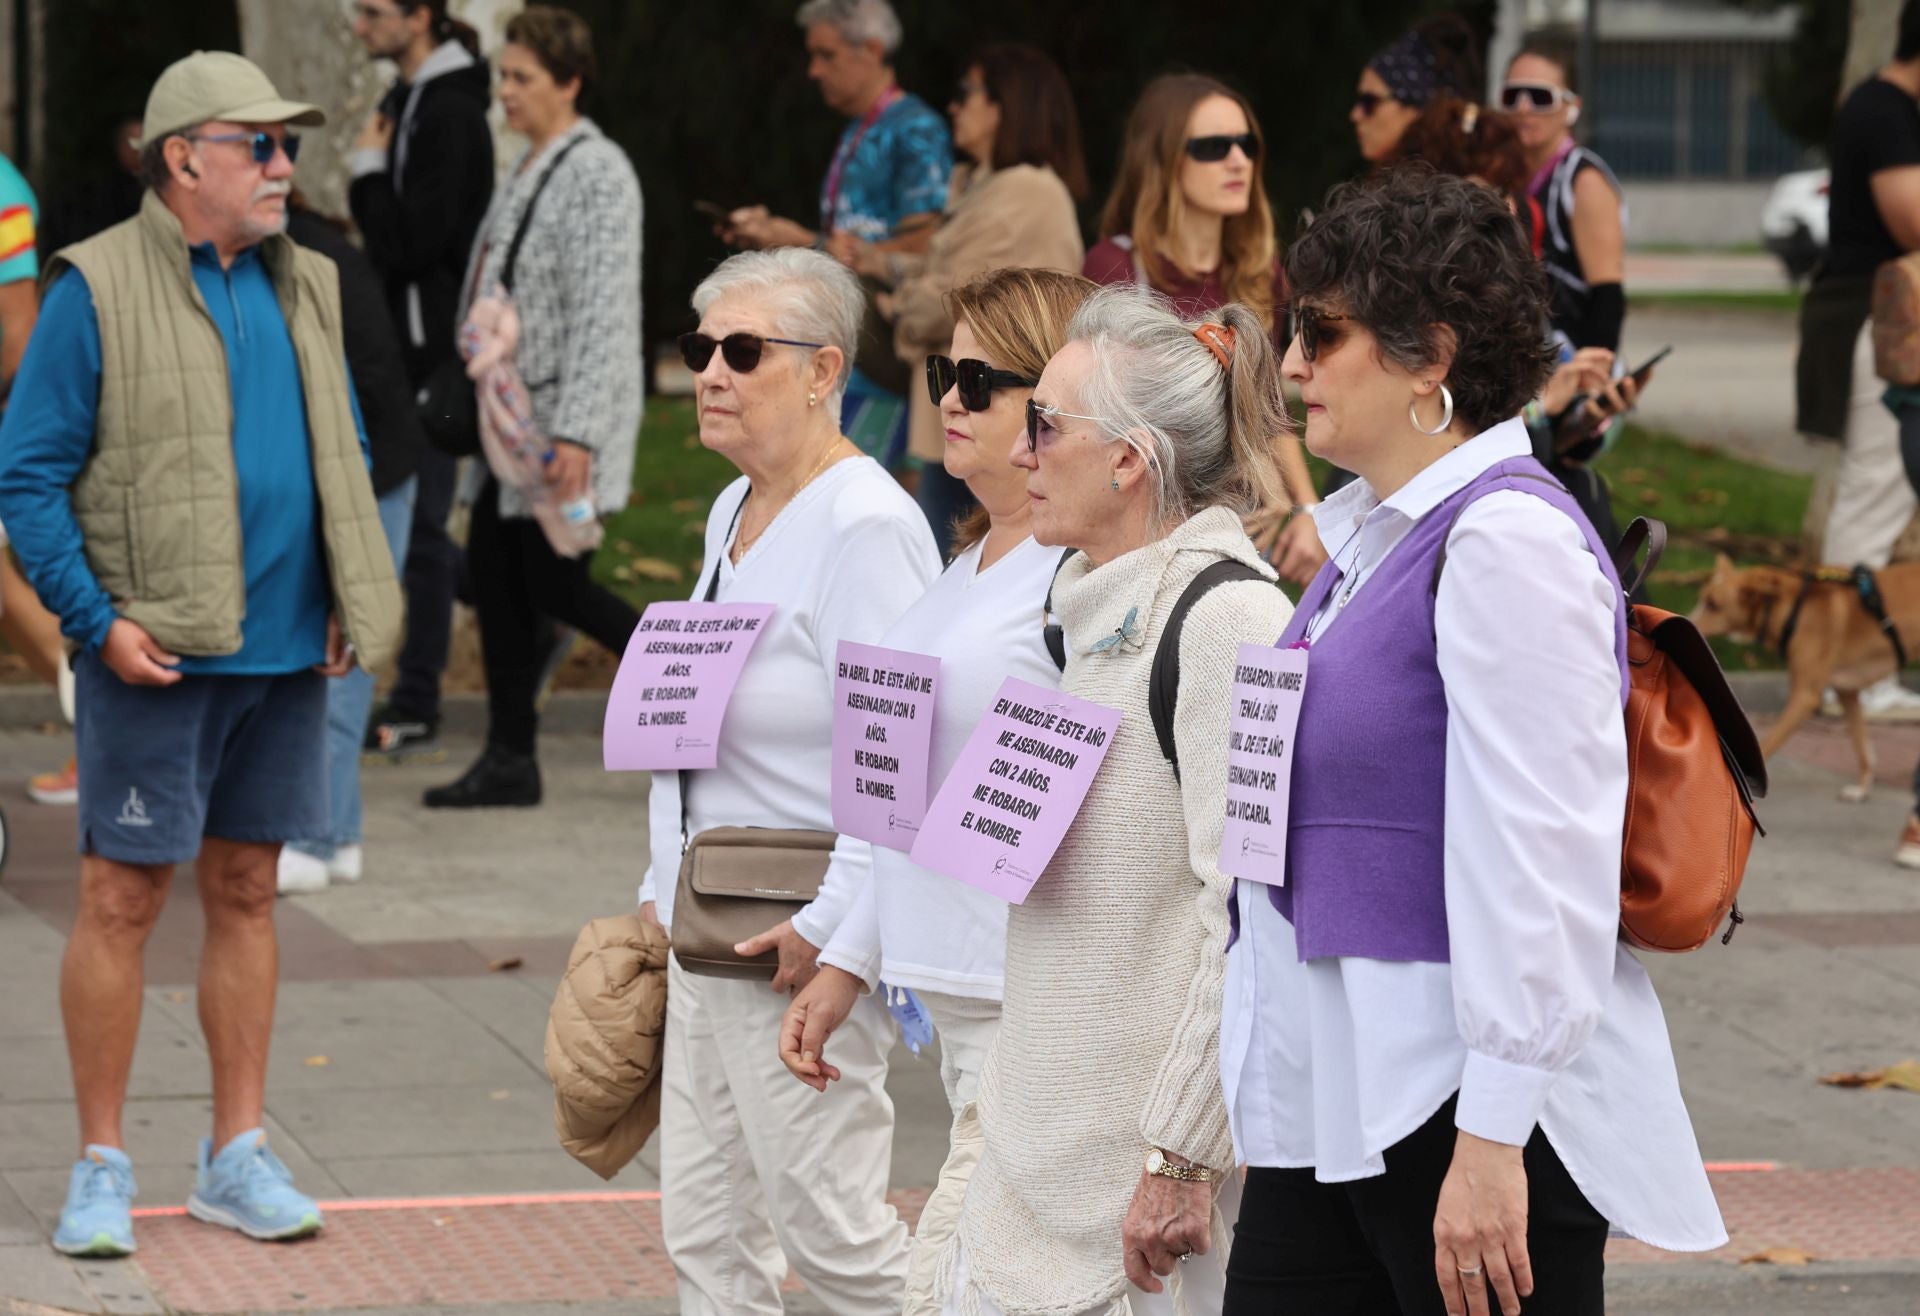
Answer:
[{"left": 595, "top": 402, "right": 1812, "bottom": 666}]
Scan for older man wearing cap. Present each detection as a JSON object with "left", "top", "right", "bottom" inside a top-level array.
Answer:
[{"left": 0, "top": 52, "right": 400, "bottom": 1257}]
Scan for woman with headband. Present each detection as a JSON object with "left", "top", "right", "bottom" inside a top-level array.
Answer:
[{"left": 927, "top": 284, "right": 1293, "bottom": 1315}]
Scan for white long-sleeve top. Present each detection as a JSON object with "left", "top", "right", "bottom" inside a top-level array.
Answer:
[
  {"left": 1221, "top": 420, "right": 1727, "bottom": 1252},
  {"left": 818, "top": 533, "right": 1063, "bottom": 998},
  {"left": 638, "top": 458, "right": 941, "bottom": 943}
]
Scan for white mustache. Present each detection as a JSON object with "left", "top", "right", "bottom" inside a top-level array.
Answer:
[{"left": 251, "top": 181, "right": 291, "bottom": 203}]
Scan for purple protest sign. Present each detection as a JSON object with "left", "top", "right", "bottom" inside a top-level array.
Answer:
[
  {"left": 1219, "top": 644, "right": 1307, "bottom": 885},
  {"left": 602, "top": 601, "right": 776, "bottom": 771},
  {"left": 909, "top": 676, "right": 1121, "bottom": 903},
  {"left": 831, "top": 641, "right": 941, "bottom": 850}
]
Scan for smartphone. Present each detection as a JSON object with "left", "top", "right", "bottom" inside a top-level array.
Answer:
[
  {"left": 693, "top": 199, "right": 730, "bottom": 222},
  {"left": 1625, "top": 344, "right": 1673, "bottom": 386}
]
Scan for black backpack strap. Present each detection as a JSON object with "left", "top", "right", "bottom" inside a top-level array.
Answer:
[
  {"left": 502, "top": 135, "right": 586, "bottom": 293},
  {"left": 1851, "top": 564, "right": 1909, "bottom": 670},
  {"left": 1149, "top": 559, "right": 1269, "bottom": 782},
  {"left": 1040, "top": 548, "right": 1076, "bottom": 673}
]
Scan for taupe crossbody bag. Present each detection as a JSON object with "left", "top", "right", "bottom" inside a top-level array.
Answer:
[{"left": 670, "top": 492, "right": 834, "bottom": 980}]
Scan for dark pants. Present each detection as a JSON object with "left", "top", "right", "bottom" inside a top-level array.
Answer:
[
  {"left": 468, "top": 477, "right": 640, "bottom": 757},
  {"left": 388, "top": 447, "right": 463, "bottom": 723},
  {"left": 1225, "top": 1096, "right": 1608, "bottom": 1315},
  {"left": 1894, "top": 400, "right": 1920, "bottom": 808},
  {"left": 915, "top": 461, "right": 977, "bottom": 559}
]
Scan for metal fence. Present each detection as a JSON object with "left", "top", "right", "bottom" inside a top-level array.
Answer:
[{"left": 1580, "top": 38, "right": 1803, "bottom": 180}]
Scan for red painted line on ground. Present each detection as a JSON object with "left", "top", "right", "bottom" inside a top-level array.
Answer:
[
  {"left": 1703, "top": 1161, "right": 1778, "bottom": 1172},
  {"left": 129, "top": 1188, "right": 665, "bottom": 1218}
]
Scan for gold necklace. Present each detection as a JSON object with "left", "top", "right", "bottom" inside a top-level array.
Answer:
[{"left": 732, "top": 437, "right": 847, "bottom": 562}]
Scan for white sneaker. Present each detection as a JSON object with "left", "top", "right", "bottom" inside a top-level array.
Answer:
[
  {"left": 1860, "top": 677, "right": 1920, "bottom": 723},
  {"left": 327, "top": 845, "right": 363, "bottom": 884},
  {"left": 276, "top": 848, "right": 329, "bottom": 896}
]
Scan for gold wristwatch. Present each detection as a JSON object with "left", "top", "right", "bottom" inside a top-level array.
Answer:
[{"left": 1144, "top": 1147, "right": 1215, "bottom": 1183}]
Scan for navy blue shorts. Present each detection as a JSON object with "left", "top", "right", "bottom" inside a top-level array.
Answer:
[{"left": 74, "top": 651, "right": 328, "bottom": 865}]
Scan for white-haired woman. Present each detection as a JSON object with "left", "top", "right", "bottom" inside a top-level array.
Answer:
[
  {"left": 930, "top": 286, "right": 1295, "bottom": 1315},
  {"left": 638, "top": 246, "right": 941, "bottom": 1314}
]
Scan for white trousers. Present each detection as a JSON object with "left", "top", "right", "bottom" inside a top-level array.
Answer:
[
  {"left": 659, "top": 956, "right": 910, "bottom": 1315},
  {"left": 938, "top": 1173, "right": 1242, "bottom": 1316},
  {"left": 1823, "top": 322, "right": 1914, "bottom": 569},
  {"left": 904, "top": 991, "right": 1003, "bottom": 1316}
]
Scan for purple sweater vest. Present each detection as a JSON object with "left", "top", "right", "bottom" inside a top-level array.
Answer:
[{"left": 1263, "top": 456, "right": 1629, "bottom": 964}]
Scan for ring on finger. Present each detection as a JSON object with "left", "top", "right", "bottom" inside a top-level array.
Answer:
[
  {"left": 1456, "top": 1263, "right": 1483, "bottom": 1278},
  {"left": 1178, "top": 1252, "right": 1192, "bottom": 1264}
]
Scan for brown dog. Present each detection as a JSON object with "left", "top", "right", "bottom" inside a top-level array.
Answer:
[{"left": 1691, "top": 554, "right": 1920, "bottom": 801}]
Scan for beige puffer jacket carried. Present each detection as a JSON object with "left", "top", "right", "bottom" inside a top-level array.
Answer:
[{"left": 544, "top": 914, "right": 670, "bottom": 1179}]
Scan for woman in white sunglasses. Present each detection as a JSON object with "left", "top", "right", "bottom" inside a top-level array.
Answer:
[{"left": 1503, "top": 50, "right": 1627, "bottom": 356}]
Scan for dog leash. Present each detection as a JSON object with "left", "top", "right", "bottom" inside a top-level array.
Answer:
[{"left": 1776, "top": 564, "right": 1908, "bottom": 670}]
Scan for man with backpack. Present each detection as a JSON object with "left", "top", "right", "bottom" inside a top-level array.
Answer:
[
  {"left": 349, "top": 0, "right": 494, "bottom": 761},
  {"left": 1796, "top": 0, "right": 1920, "bottom": 721}
]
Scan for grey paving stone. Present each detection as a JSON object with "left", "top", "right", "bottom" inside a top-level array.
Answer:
[
  {"left": 266, "top": 1081, "right": 562, "bottom": 1161},
  {"left": 0, "top": 1242, "right": 103, "bottom": 1311},
  {"left": 322, "top": 1148, "right": 623, "bottom": 1198}
]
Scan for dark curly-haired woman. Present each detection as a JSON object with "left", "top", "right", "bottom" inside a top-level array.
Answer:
[{"left": 1219, "top": 166, "right": 1726, "bottom": 1316}]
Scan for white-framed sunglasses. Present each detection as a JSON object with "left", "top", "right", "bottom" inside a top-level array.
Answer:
[{"left": 1499, "top": 81, "right": 1578, "bottom": 113}]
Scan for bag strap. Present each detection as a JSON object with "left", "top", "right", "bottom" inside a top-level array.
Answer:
[
  {"left": 1149, "top": 559, "right": 1268, "bottom": 782},
  {"left": 679, "top": 490, "right": 752, "bottom": 852},
  {"left": 1427, "top": 470, "right": 1568, "bottom": 596},
  {"left": 502, "top": 135, "right": 586, "bottom": 293},
  {"left": 1610, "top": 517, "right": 1666, "bottom": 596},
  {"left": 1041, "top": 548, "right": 1077, "bottom": 672}
]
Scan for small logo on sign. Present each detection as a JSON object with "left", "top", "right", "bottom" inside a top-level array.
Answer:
[{"left": 116, "top": 788, "right": 154, "bottom": 828}]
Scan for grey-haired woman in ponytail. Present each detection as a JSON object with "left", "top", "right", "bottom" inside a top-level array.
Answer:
[{"left": 927, "top": 284, "right": 1294, "bottom": 1315}]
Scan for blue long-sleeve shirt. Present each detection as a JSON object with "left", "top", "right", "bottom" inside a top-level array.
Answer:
[{"left": 0, "top": 242, "right": 369, "bottom": 674}]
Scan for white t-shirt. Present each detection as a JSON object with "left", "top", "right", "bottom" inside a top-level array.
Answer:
[
  {"left": 819, "top": 534, "right": 1064, "bottom": 999},
  {"left": 638, "top": 457, "right": 941, "bottom": 942}
]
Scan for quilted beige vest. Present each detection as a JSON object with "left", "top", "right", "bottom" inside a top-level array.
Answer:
[{"left": 48, "top": 192, "right": 401, "bottom": 669}]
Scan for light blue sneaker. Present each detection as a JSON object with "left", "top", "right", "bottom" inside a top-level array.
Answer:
[
  {"left": 52, "top": 1145, "right": 136, "bottom": 1257},
  {"left": 185, "top": 1129, "right": 323, "bottom": 1241}
]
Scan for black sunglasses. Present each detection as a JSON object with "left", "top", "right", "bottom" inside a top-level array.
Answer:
[
  {"left": 1184, "top": 133, "right": 1259, "bottom": 164},
  {"left": 184, "top": 130, "right": 301, "bottom": 166},
  {"left": 679, "top": 331, "right": 824, "bottom": 374},
  {"left": 926, "top": 355, "right": 1035, "bottom": 411},
  {"left": 1352, "top": 91, "right": 1391, "bottom": 117},
  {"left": 1499, "top": 82, "right": 1574, "bottom": 113},
  {"left": 1294, "top": 307, "right": 1354, "bottom": 363}
]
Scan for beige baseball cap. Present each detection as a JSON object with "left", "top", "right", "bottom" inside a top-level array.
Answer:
[{"left": 140, "top": 51, "right": 325, "bottom": 147}]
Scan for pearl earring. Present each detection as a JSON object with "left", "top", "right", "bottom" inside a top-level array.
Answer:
[{"left": 808, "top": 391, "right": 817, "bottom": 407}]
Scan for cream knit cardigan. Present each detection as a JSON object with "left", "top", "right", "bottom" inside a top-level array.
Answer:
[{"left": 937, "top": 506, "right": 1295, "bottom": 1315}]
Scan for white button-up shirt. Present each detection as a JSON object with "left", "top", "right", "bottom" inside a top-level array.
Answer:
[{"left": 1221, "top": 420, "right": 1726, "bottom": 1251}]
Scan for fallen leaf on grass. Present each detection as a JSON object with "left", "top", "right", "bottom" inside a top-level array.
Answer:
[
  {"left": 1741, "top": 1246, "right": 1816, "bottom": 1266},
  {"left": 1635, "top": 487, "right": 1663, "bottom": 507},
  {"left": 304, "top": 1055, "right": 330, "bottom": 1067},
  {"left": 1819, "top": 1059, "right": 1920, "bottom": 1092},
  {"left": 627, "top": 557, "right": 685, "bottom": 583},
  {"left": 670, "top": 498, "right": 701, "bottom": 514},
  {"left": 1620, "top": 467, "right": 1652, "bottom": 485},
  {"left": 486, "top": 956, "right": 523, "bottom": 973}
]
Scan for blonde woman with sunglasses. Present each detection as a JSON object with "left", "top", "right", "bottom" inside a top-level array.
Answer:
[{"left": 1503, "top": 49, "right": 1626, "bottom": 355}]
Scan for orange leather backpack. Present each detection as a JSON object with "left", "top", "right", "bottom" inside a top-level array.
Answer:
[
  {"left": 1612, "top": 520, "right": 1768, "bottom": 950},
  {"left": 1436, "top": 498, "right": 1766, "bottom": 950}
]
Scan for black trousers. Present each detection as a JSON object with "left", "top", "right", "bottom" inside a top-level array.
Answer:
[
  {"left": 1224, "top": 1096, "right": 1608, "bottom": 1315},
  {"left": 389, "top": 447, "right": 463, "bottom": 722},
  {"left": 468, "top": 477, "right": 640, "bottom": 757}
]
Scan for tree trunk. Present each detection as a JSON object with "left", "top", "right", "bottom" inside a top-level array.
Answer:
[
  {"left": 1843, "top": 0, "right": 1901, "bottom": 95},
  {"left": 236, "top": 0, "right": 524, "bottom": 220}
]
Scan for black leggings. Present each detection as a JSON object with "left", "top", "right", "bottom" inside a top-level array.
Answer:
[
  {"left": 1224, "top": 1096, "right": 1609, "bottom": 1315},
  {"left": 467, "top": 477, "right": 640, "bottom": 756}
]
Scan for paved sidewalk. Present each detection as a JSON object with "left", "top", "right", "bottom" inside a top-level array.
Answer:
[{"left": 0, "top": 722, "right": 1915, "bottom": 1313}]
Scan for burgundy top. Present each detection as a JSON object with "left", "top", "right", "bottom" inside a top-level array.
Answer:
[{"left": 1082, "top": 235, "right": 1289, "bottom": 339}]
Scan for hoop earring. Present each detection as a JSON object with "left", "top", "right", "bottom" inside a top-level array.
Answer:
[{"left": 1410, "top": 384, "right": 1454, "bottom": 436}]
